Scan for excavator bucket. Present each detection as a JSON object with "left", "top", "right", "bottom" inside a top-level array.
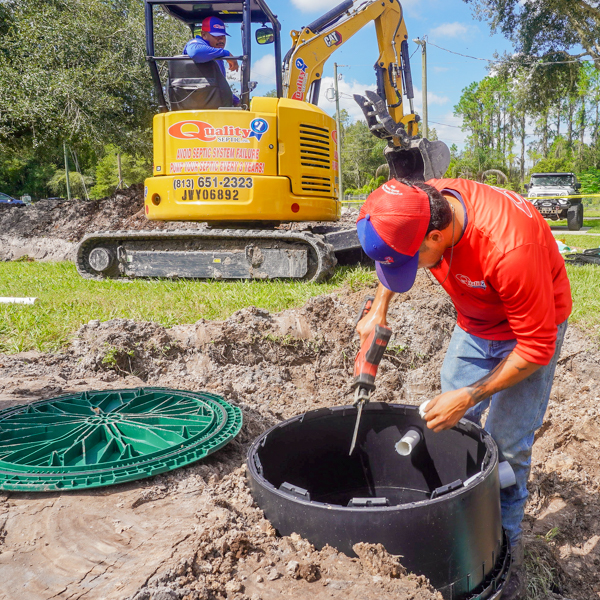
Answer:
[{"left": 354, "top": 91, "right": 451, "bottom": 182}]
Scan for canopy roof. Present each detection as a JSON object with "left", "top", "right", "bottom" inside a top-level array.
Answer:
[{"left": 147, "top": 0, "right": 276, "bottom": 25}]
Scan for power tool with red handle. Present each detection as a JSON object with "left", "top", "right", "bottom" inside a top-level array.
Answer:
[{"left": 349, "top": 298, "right": 392, "bottom": 454}]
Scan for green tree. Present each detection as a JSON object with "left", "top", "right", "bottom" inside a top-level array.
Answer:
[
  {"left": 89, "top": 145, "right": 151, "bottom": 199},
  {"left": 340, "top": 119, "right": 386, "bottom": 192},
  {"left": 0, "top": 0, "right": 187, "bottom": 198},
  {"left": 464, "top": 0, "right": 600, "bottom": 67},
  {"left": 48, "top": 170, "right": 94, "bottom": 200}
]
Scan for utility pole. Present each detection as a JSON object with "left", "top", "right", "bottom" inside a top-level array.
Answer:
[
  {"left": 117, "top": 153, "right": 123, "bottom": 189},
  {"left": 333, "top": 63, "right": 345, "bottom": 203},
  {"left": 63, "top": 141, "right": 72, "bottom": 201},
  {"left": 413, "top": 38, "right": 428, "bottom": 139}
]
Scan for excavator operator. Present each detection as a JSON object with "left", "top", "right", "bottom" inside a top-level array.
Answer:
[
  {"left": 355, "top": 177, "right": 572, "bottom": 600},
  {"left": 183, "top": 16, "right": 240, "bottom": 106}
]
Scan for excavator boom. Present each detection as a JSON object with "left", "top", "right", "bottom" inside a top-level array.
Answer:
[{"left": 283, "top": 0, "right": 450, "bottom": 182}]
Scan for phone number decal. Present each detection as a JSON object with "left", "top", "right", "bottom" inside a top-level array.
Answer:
[{"left": 174, "top": 176, "right": 253, "bottom": 201}]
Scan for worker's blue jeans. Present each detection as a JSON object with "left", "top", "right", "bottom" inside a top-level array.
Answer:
[{"left": 440, "top": 320, "right": 568, "bottom": 548}]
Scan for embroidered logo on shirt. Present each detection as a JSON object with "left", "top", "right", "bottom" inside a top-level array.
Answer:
[
  {"left": 489, "top": 186, "right": 533, "bottom": 218},
  {"left": 456, "top": 274, "right": 487, "bottom": 290}
]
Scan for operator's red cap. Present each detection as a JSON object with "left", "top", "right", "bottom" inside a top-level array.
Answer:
[
  {"left": 200, "top": 16, "right": 230, "bottom": 36},
  {"left": 356, "top": 180, "right": 430, "bottom": 293}
]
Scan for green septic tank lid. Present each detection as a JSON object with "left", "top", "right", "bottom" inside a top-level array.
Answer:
[{"left": 0, "top": 387, "right": 242, "bottom": 492}]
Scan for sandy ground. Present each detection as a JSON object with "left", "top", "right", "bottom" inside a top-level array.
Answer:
[{"left": 0, "top": 193, "right": 599, "bottom": 599}]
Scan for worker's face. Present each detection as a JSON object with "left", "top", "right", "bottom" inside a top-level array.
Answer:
[
  {"left": 417, "top": 231, "right": 446, "bottom": 269},
  {"left": 204, "top": 32, "right": 227, "bottom": 49}
]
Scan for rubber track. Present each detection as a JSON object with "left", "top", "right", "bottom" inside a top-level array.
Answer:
[{"left": 76, "top": 229, "right": 337, "bottom": 283}]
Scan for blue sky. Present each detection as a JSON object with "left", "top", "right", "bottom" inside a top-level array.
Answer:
[{"left": 222, "top": 0, "right": 517, "bottom": 148}]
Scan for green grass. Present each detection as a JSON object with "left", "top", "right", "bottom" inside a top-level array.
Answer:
[
  {"left": 0, "top": 261, "right": 377, "bottom": 354},
  {"left": 550, "top": 234, "right": 600, "bottom": 336},
  {"left": 552, "top": 234, "right": 600, "bottom": 250},
  {"left": 1, "top": 245, "right": 598, "bottom": 353},
  {"left": 550, "top": 219, "right": 600, "bottom": 233}
]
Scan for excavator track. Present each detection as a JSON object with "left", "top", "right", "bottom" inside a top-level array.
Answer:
[{"left": 76, "top": 229, "right": 337, "bottom": 283}]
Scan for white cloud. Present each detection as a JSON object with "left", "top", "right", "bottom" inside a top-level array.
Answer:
[
  {"left": 428, "top": 22, "right": 472, "bottom": 40},
  {"left": 317, "top": 77, "right": 449, "bottom": 123},
  {"left": 290, "top": 0, "right": 345, "bottom": 13},
  {"left": 318, "top": 76, "right": 377, "bottom": 121},
  {"left": 426, "top": 112, "right": 467, "bottom": 147},
  {"left": 251, "top": 55, "right": 276, "bottom": 85},
  {"left": 412, "top": 85, "right": 450, "bottom": 112}
]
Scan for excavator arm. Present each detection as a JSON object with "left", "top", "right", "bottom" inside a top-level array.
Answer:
[
  {"left": 283, "top": 0, "right": 450, "bottom": 182},
  {"left": 283, "top": 0, "right": 416, "bottom": 134}
]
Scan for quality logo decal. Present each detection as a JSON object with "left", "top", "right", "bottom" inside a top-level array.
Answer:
[
  {"left": 456, "top": 274, "right": 487, "bottom": 290},
  {"left": 292, "top": 58, "right": 308, "bottom": 101},
  {"left": 168, "top": 119, "right": 269, "bottom": 144}
]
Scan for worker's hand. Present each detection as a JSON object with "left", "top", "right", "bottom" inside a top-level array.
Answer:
[
  {"left": 422, "top": 388, "right": 476, "bottom": 432},
  {"left": 356, "top": 309, "right": 387, "bottom": 347},
  {"left": 355, "top": 284, "right": 395, "bottom": 346},
  {"left": 226, "top": 58, "right": 239, "bottom": 72}
]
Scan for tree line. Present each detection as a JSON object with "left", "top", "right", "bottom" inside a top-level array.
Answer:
[
  {"left": 449, "top": 61, "right": 600, "bottom": 192},
  {"left": 0, "top": 0, "right": 187, "bottom": 200}
]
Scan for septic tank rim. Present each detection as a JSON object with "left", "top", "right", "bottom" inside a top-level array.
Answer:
[{"left": 247, "top": 403, "right": 499, "bottom": 511}]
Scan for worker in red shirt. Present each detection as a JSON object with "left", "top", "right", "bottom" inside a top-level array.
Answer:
[{"left": 356, "top": 178, "right": 571, "bottom": 600}]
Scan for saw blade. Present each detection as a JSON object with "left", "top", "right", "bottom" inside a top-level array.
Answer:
[{"left": 349, "top": 401, "right": 364, "bottom": 455}]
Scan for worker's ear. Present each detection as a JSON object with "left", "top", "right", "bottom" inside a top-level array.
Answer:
[{"left": 423, "top": 230, "right": 444, "bottom": 245}]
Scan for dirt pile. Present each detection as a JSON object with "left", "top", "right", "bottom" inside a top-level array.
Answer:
[
  {"left": 0, "top": 276, "right": 599, "bottom": 599},
  {"left": 0, "top": 187, "right": 361, "bottom": 263},
  {"left": 0, "top": 185, "right": 204, "bottom": 262}
]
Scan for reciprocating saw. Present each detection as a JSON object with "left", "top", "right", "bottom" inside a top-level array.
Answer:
[{"left": 349, "top": 296, "right": 392, "bottom": 455}]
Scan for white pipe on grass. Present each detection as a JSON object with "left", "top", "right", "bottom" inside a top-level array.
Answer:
[{"left": 0, "top": 297, "right": 39, "bottom": 305}]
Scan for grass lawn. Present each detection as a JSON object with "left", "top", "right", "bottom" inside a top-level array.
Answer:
[
  {"left": 0, "top": 262, "right": 377, "bottom": 354},
  {"left": 551, "top": 234, "right": 600, "bottom": 338},
  {"left": 550, "top": 219, "right": 600, "bottom": 233},
  {"left": 1, "top": 241, "right": 598, "bottom": 353},
  {"left": 552, "top": 234, "right": 600, "bottom": 251}
]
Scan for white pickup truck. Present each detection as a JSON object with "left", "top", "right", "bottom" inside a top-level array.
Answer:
[{"left": 525, "top": 172, "right": 583, "bottom": 230}]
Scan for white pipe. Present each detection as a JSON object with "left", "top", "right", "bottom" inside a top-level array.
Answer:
[
  {"left": 419, "top": 400, "right": 430, "bottom": 419},
  {"left": 395, "top": 428, "right": 423, "bottom": 456},
  {"left": 0, "top": 297, "right": 38, "bottom": 305},
  {"left": 498, "top": 461, "right": 516, "bottom": 489}
]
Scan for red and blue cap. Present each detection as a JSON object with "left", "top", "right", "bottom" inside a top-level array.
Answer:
[
  {"left": 356, "top": 180, "right": 430, "bottom": 293},
  {"left": 197, "top": 16, "right": 230, "bottom": 37}
]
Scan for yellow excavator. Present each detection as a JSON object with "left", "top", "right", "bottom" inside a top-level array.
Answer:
[{"left": 76, "top": 0, "right": 450, "bottom": 282}]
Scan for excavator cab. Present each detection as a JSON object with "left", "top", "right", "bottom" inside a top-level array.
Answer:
[{"left": 146, "top": 0, "right": 284, "bottom": 112}]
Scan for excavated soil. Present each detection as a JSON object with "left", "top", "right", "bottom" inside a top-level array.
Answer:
[
  {"left": 1, "top": 192, "right": 600, "bottom": 599},
  {"left": 0, "top": 187, "right": 358, "bottom": 262}
]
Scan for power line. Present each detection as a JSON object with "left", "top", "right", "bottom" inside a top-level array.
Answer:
[
  {"left": 426, "top": 41, "right": 600, "bottom": 68},
  {"left": 429, "top": 120, "right": 463, "bottom": 129}
]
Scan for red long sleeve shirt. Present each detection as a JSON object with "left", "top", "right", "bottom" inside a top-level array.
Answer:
[{"left": 427, "top": 179, "right": 572, "bottom": 365}]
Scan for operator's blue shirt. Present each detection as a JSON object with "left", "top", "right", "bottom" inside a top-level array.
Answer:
[
  {"left": 183, "top": 36, "right": 240, "bottom": 105},
  {"left": 184, "top": 36, "right": 230, "bottom": 75}
]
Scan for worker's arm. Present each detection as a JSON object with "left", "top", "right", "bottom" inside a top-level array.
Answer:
[
  {"left": 356, "top": 283, "right": 395, "bottom": 345},
  {"left": 423, "top": 351, "right": 542, "bottom": 432},
  {"left": 184, "top": 39, "right": 232, "bottom": 64}
]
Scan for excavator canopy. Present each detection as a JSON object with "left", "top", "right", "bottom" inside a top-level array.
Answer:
[{"left": 157, "top": 0, "right": 275, "bottom": 25}]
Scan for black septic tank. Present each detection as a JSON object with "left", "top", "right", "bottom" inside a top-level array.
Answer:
[{"left": 247, "top": 403, "right": 511, "bottom": 600}]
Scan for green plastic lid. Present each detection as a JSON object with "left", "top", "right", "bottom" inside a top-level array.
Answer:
[{"left": 0, "top": 387, "right": 242, "bottom": 491}]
